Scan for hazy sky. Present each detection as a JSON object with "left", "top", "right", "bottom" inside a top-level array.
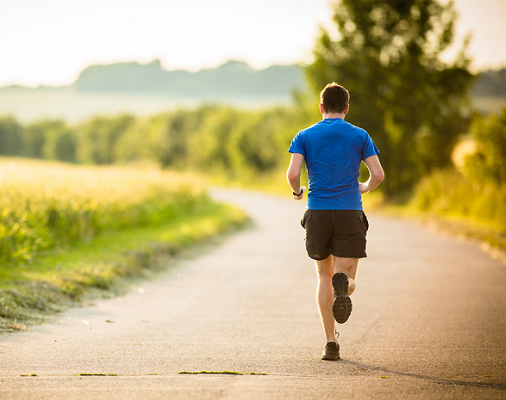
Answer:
[{"left": 1, "top": 0, "right": 505, "bottom": 87}]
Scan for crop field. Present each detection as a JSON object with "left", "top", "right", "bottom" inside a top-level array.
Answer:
[{"left": 0, "top": 158, "right": 210, "bottom": 265}]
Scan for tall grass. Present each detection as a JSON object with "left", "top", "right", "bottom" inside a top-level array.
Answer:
[
  {"left": 0, "top": 158, "right": 248, "bottom": 331},
  {"left": 412, "top": 168, "right": 506, "bottom": 233},
  {"left": 0, "top": 158, "right": 206, "bottom": 265}
]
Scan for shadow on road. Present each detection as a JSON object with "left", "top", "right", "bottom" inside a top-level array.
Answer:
[{"left": 339, "top": 360, "right": 506, "bottom": 392}]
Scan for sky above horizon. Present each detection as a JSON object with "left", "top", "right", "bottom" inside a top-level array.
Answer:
[{"left": 1, "top": 0, "right": 505, "bottom": 88}]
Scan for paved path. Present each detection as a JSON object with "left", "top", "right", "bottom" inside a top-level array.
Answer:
[{"left": 1, "top": 189, "right": 505, "bottom": 399}]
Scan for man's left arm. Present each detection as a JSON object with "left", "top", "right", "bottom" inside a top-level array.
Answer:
[{"left": 287, "top": 153, "right": 306, "bottom": 200}]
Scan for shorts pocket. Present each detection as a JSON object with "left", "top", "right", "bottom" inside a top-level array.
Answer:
[
  {"left": 301, "top": 209, "right": 309, "bottom": 228},
  {"left": 361, "top": 211, "right": 369, "bottom": 232}
]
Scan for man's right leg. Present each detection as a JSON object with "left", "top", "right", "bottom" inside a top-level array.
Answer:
[
  {"left": 316, "top": 255, "right": 341, "bottom": 361},
  {"left": 315, "top": 255, "right": 337, "bottom": 344}
]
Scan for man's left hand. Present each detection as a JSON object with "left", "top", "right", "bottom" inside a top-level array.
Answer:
[{"left": 293, "top": 186, "right": 306, "bottom": 200}]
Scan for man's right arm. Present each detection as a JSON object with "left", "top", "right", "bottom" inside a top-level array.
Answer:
[{"left": 360, "top": 155, "right": 384, "bottom": 194}]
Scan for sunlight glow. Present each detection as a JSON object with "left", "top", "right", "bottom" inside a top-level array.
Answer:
[{"left": 0, "top": 0, "right": 505, "bottom": 87}]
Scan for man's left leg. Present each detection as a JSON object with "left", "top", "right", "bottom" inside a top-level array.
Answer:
[
  {"left": 335, "top": 256, "right": 359, "bottom": 294},
  {"left": 332, "top": 256, "right": 359, "bottom": 324}
]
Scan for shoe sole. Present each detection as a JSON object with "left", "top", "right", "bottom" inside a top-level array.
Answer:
[
  {"left": 321, "top": 353, "right": 340, "bottom": 361},
  {"left": 332, "top": 273, "right": 352, "bottom": 324},
  {"left": 321, "top": 345, "right": 340, "bottom": 361}
]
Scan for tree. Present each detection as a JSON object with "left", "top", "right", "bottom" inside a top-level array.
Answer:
[
  {"left": 0, "top": 116, "right": 23, "bottom": 156},
  {"left": 157, "top": 106, "right": 217, "bottom": 169},
  {"left": 188, "top": 107, "right": 244, "bottom": 174},
  {"left": 76, "top": 115, "right": 135, "bottom": 164},
  {"left": 306, "top": 0, "right": 474, "bottom": 194},
  {"left": 23, "top": 120, "right": 48, "bottom": 158},
  {"left": 40, "top": 120, "right": 76, "bottom": 162},
  {"left": 231, "top": 108, "right": 293, "bottom": 174}
]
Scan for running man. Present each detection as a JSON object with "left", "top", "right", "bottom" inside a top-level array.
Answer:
[{"left": 287, "top": 82, "right": 384, "bottom": 361}]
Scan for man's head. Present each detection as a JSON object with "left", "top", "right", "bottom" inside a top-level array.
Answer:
[{"left": 320, "top": 82, "right": 349, "bottom": 114}]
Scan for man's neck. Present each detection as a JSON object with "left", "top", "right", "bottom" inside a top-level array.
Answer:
[{"left": 323, "top": 112, "right": 345, "bottom": 120}]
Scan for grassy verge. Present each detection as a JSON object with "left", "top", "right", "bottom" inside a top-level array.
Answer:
[
  {"left": 0, "top": 158, "right": 249, "bottom": 332},
  {"left": 0, "top": 158, "right": 212, "bottom": 265},
  {"left": 0, "top": 198, "right": 247, "bottom": 332},
  {"left": 407, "top": 169, "right": 506, "bottom": 263},
  {"left": 365, "top": 185, "right": 506, "bottom": 265}
]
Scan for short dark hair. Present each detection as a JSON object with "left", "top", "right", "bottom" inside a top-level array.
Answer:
[{"left": 320, "top": 82, "right": 349, "bottom": 113}]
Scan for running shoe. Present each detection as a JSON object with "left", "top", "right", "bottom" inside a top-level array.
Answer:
[
  {"left": 332, "top": 272, "right": 352, "bottom": 324},
  {"left": 321, "top": 342, "right": 340, "bottom": 361}
]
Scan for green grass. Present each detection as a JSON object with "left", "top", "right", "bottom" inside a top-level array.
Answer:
[
  {"left": 0, "top": 158, "right": 209, "bottom": 265},
  {"left": 178, "top": 371, "right": 269, "bottom": 375},
  {"left": 0, "top": 191, "right": 248, "bottom": 333},
  {"left": 378, "top": 200, "right": 505, "bottom": 261},
  {"left": 411, "top": 168, "right": 505, "bottom": 240},
  {"left": 363, "top": 171, "right": 506, "bottom": 262},
  {"left": 0, "top": 158, "right": 248, "bottom": 332}
]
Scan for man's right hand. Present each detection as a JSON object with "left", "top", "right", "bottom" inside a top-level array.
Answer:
[{"left": 359, "top": 182, "right": 369, "bottom": 194}]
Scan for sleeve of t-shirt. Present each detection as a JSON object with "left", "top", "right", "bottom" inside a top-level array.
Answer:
[
  {"left": 362, "top": 133, "right": 380, "bottom": 160},
  {"left": 288, "top": 131, "right": 306, "bottom": 158}
]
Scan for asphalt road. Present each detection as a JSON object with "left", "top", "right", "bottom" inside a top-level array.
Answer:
[{"left": 1, "top": 188, "right": 505, "bottom": 400}]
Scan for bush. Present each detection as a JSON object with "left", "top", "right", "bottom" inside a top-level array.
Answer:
[
  {"left": 413, "top": 168, "right": 506, "bottom": 232},
  {"left": 465, "top": 107, "right": 506, "bottom": 184},
  {"left": 0, "top": 116, "right": 23, "bottom": 156}
]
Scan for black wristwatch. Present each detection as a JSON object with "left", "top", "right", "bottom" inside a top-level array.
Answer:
[{"left": 293, "top": 189, "right": 303, "bottom": 196}]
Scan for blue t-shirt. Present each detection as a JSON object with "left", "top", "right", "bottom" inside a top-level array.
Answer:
[{"left": 288, "top": 118, "right": 379, "bottom": 210}]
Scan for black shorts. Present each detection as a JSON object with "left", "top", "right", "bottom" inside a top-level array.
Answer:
[{"left": 301, "top": 209, "right": 369, "bottom": 260}]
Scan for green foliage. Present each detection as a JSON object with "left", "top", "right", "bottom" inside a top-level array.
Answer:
[
  {"left": 76, "top": 115, "right": 135, "bottom": 164},
  {"left": 0, "top": 105, "right": 307, "bottom": 180},
  {"left": 231, "top": 107, "right": 293, "bottom": 173},
  {"left": 413, "top": 168, "right": 506, "bottom": 232},
  {"left": 306, "top": 0, "right": 474, "bottom": 195},
  {"left": 111, "top": 116, "right": 161, "bottom": 163},
  {"left": 0, "top": 116, "right": 23, "bottom": 156},
  {"left": 465, "top": 107, "right": 506, "bottom": 184},
  {"left": 0, "top": 188, "right": 247, "bottom": 331},
  {"left": 412, "top": 109, "right": 506, "bottom": 253},
  {"left": 39, "top": 120, "right": 76, "bottom": 162},
  {"left": 22, "top": 120, "right": 47, "bottom": 158},
  {"left": 0, "top": 159, "right": 207, "bottom": 265},
  {"left": 157, "top": 107, "right": 214, "bottom": 169}
]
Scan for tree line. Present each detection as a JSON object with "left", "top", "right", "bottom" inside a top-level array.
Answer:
[{"left": 0, "top": 105, "right": 308, "bottom": 179}]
